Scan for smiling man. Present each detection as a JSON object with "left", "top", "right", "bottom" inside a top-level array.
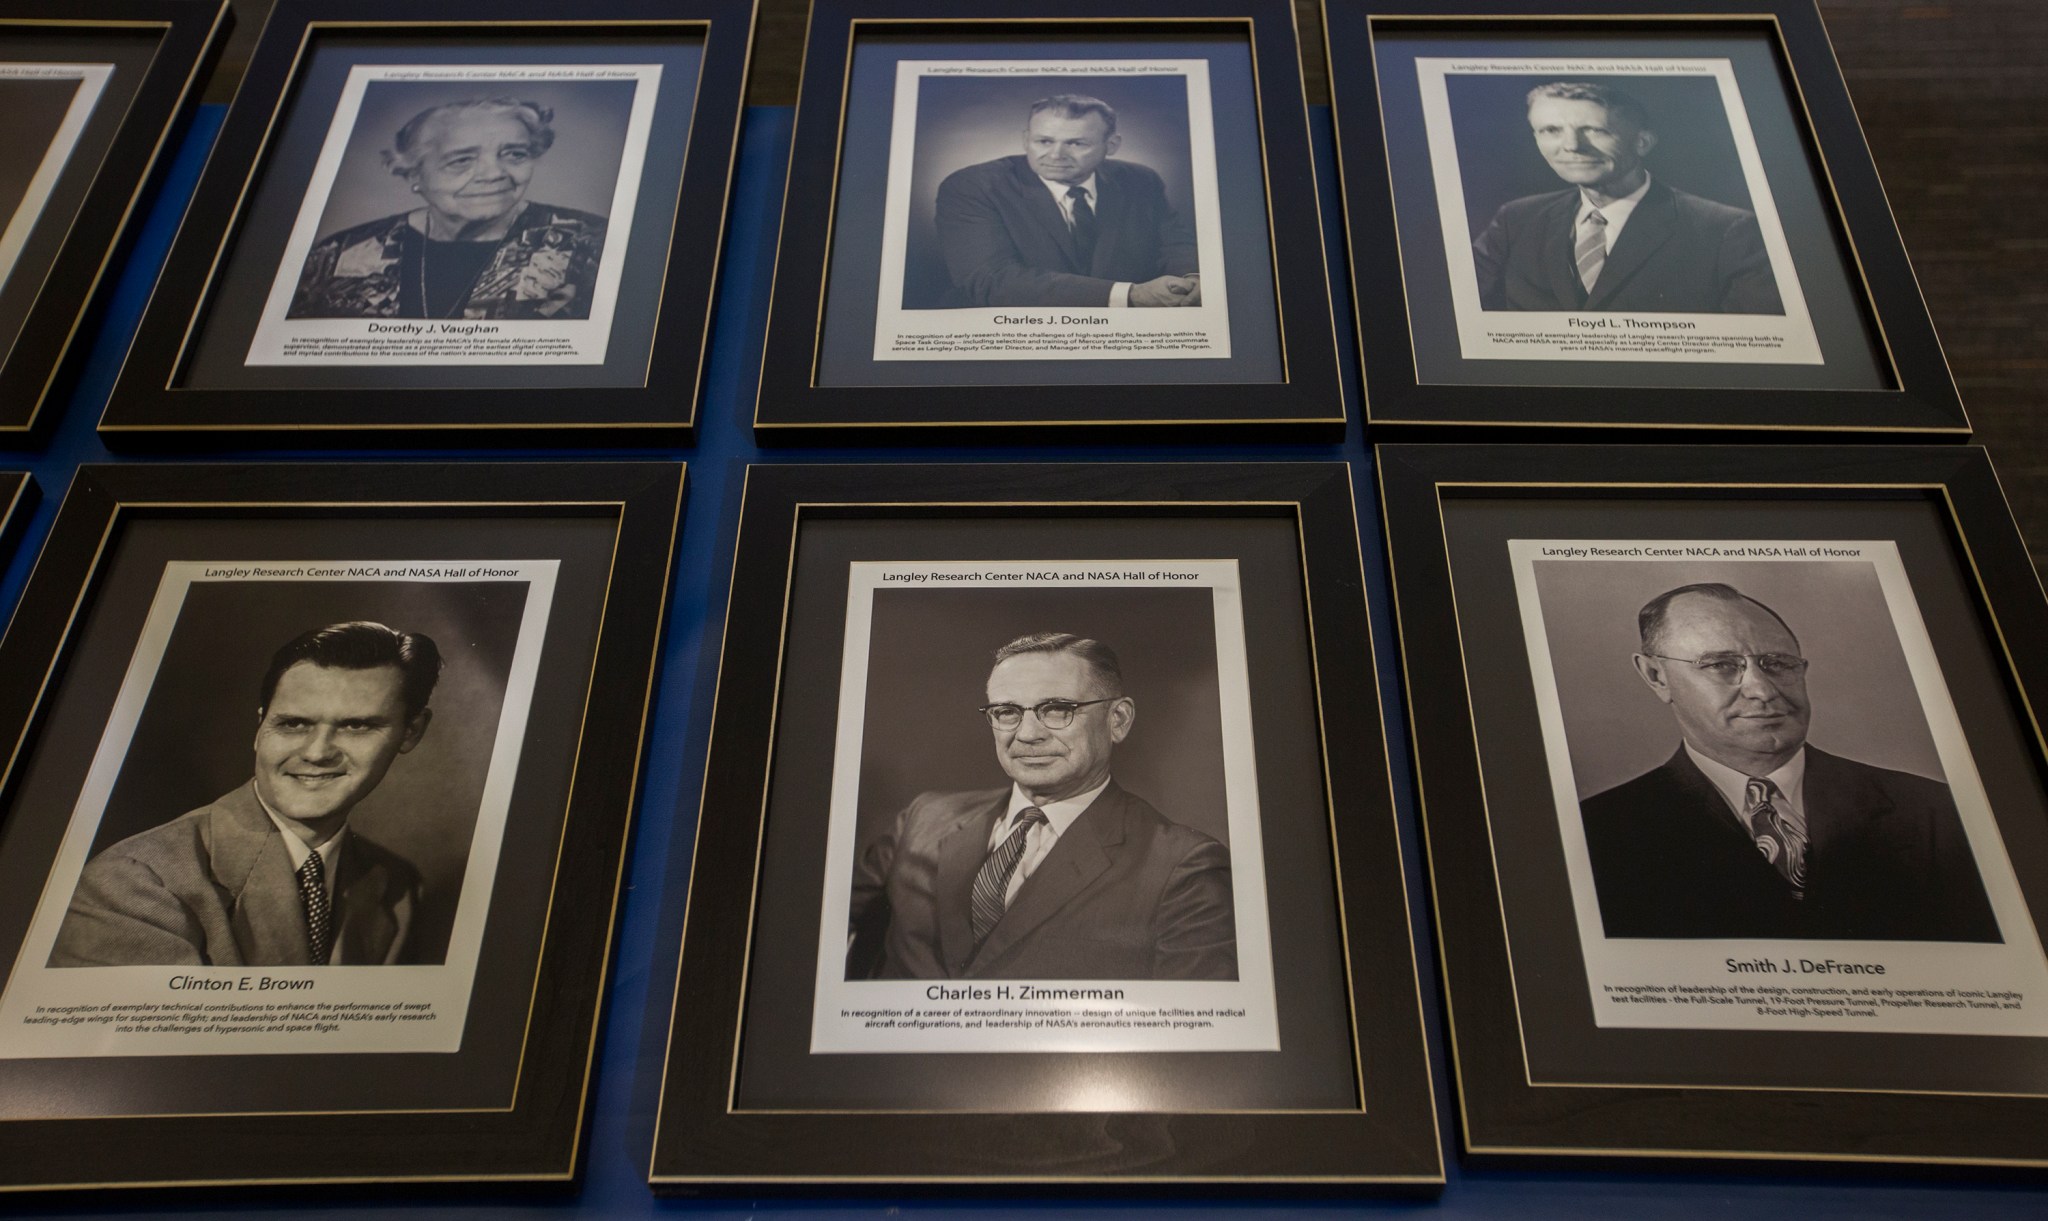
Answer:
[
  {"left": 932, "top": 94, "right": 1201, "bottom": 308},
  {"left": 1470, "top": 81, "right": 1783, "bottom": 313},
  {"left": 51, "top": 622, "right": 441, "bottom": 967},
  {"left": 845, "top": 631, "right": 1236, "bottom": 980},
  {"left": 1578, "top": 583, "right": 1999, "bottom": 942}
]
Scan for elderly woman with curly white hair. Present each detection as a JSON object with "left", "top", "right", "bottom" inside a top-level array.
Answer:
[{"left": 289, "top": 97, "right": 607, "bottom": 320}]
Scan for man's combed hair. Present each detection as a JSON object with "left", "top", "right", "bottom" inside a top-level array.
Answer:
[
  {"left": 992, "top": 631, "right": 1123, "bottom": 693},
  {"left": 1638, "top": 583, "right": 1798, "bottom": 656},
  {"left": 1526, "top": 81, "right": 1652, "bottom": 133},
  {"left": 384, "top": 98, "right": 556, "bottom": 178},
  {"left": 259, "top": 621, "right": 443, "bottom": 718},
  {"left": 1026, "top": 94, "right": 1118, "bottom": 138}
]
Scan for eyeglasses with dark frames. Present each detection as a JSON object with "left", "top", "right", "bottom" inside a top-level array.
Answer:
[
  {"left": 1646, "top": 652, "right": 1810, "bottom": 685},
  {"left": 977, "top": 698, "right": 1118, "bottom": 730}
]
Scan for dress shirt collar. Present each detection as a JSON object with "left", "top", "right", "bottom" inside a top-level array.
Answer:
[
  {"left": 1040, "top": 172, "right": 1099, "bottom": 220},
  {"left": 253, "top": 787, "right": 347, "bottom": 895},
  {"left": 993, "top": 776, "right": 1111, "bottom": 847},
  {"left": 1575, "top": 172, "right": 1652, "bottom": 249},
  {"left": 1685, "top": 741, "right": 1807, "bottom": 828}
]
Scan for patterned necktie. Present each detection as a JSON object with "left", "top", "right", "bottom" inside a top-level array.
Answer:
[
  {"left": 1066, "top": 185, "right": 1098, "bottom": 269},
  {"left": 1575, "top": 209, "right": 1608, "bottom": 293},
  {"left": 970, "top": 807, "right": 1048, "bottom": 945},
  {"left": 1745, "top": 777, "right": 1807, "bottom": 896},
  {"left": 297, "top": 852, "right": 332, "bottom": 965}
]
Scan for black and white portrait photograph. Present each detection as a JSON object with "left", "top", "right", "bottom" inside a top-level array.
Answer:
[
  {"left": 1508, "top": 541, "right": 2048, "bottom": 1037},
  {"left": 246, "top": 64, "right": 661, "bottom": 367},
  {"left": 810, "top": 560, "right": 1278, "bottom": 1054},
  {"left": 869, "top": 61, "right": 1234, "bottom": 364},
  {"left": 0, "top": 561, "right": 558, "bottom": 1058},
  {"left": 1416, "top": 58, "right": 1823, "bottom": 366},
  {"left": 0, "top": 64, "right": 113, "bottom": 294}
]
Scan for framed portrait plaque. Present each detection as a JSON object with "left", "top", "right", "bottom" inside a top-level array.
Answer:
[
  {"left": 650, "top": 462, "right": 1440, "bottom": 1190},
  {"left": 1326, "top": 0, "right": 1967, "bottom": 436},
  {"left": 0, "top": 460, "right": 682, "bottom": 1189},
  {"left": 1378, "top": 442, "right": 2048, "bottom": 1164},
  {"left": 97, "top": 0, "right": 756, "bottom": 444},
  {"left": 0, "top": 0, "right": 226, "bottom": 437},
  {"left": 752, "top": 0, "right": 1346, "bottom": 442}
]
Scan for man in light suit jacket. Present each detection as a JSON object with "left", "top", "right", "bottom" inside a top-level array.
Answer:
[
  {"left": 848, "top": 632, "right": 1236, "bottom": 980},
  {"left": 934, "top": 95, "right": 1201, "bottom": 309},
  {"left": 1578, "top": 582, "right": 1999, "bottom": 942},
  {"left": 1471, "top": 81, "right": 1783, "bottom": 314},
  {"left": 51, "top": 621, "right": 442, "bottom": 967}
]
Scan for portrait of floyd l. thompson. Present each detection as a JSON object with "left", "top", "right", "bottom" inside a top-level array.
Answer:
[
  {"left": 285, "top": 78, "right": 636, "bottom": 321},
  {"left": 47, "top": 580, "right": 527, "bottom": 969},
  {"left": 1528, "top": 564, "right": 2000, "bottom": 943},
  {"left": 846, "top": 617, "right": 1239, "bottom": 982},
  {"left": 898, "top": 77, "right": 1204, "bottom": 310},
  {"left": 1450, "top": 76, "right": 1785, "bottom": 315}
]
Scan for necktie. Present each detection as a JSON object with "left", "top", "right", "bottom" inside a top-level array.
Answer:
[
  {"left": 1575, "top": 209, "right": 1608, "bottom": 293},
  {"left": 297, "top": 852, "right": 332, "bottom": 965},
  {"left": 971, "top": 807, "right": 1048, "bottom": 945},
  {"left": 1066, "top": 185, "right": 1098, "bottom": 269},
  {"left": 1745, "top": 777, "right": 1807, "bottom": 896}
]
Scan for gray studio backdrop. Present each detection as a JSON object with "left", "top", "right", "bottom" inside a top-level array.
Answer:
[
  {"left": 85, "top": 579, "right": 529, "bottom": 963},
  {"left": 307, "top": 77, "right": 637, "bottom": 241},
  {"left": 851, "top": 586, "right": 1230, "bottom": 855},
  {"left": 1529, "top": 558, "right": 1946, "bottom": 799}
]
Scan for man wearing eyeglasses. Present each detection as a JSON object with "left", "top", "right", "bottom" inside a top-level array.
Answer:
[
  {"left": 1579, "top": 582, "right": 1999, "bottom": 941},
  {"left": 846, "top": 631, "right": 1236, "bottom": 980}
]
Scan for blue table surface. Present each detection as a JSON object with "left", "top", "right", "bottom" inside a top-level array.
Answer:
[{"left": 1, "top": 103, "right": 2043, "bottom": 1218}]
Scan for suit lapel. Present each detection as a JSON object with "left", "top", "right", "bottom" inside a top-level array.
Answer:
[
  {"left": 333, "top": 842, "right": 396, "bottom": 964},
  {"left": 1009, "top": 158, "right": 1079, "bottom": 274},
  {"left": 207, "top": 785, "right": 310, "bottom": 967},
  {"left": 1801, "top": 746, "right": 1893, "bottom": 858},
  {"left": 1586, "top": 182, "right": 1675, "bottom": 309},
  {"left": 1087, "top": 168, "right": 1125, "bottom": 279},
  {"left": 1542, "top": 192, "right": 1587, "bottom": 309},
  {"left": 935, "top": 793, "right": 1006, "bottom": 974},
  {"left": 968, "top": 785, "right": 1122, "bottom": 974}
]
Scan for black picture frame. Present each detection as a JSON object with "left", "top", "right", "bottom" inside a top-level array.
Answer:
[
  {"left": 1377, "top": 441, "right": 2048, "bottom": 1164},
  {"left": 0, "top": 460, "right": 682, "bottom": 1190},
  {"left": 97, "top": 0, "right": 756, "bottom": 446},
  {"left": 753, "top": 0, "right": 1347, "bottom": 443},
  {"left": 0, "top": 471, "right": 33, "bottom": 561},
  {"left": 651, "top": 462, "right": 1440, "bottom": 1191},
  {"left": 0, "top": 0, "right": 227, "bottom": 437},
  {"left": 1327, "top": 0, "right": 1967, "bottom": 437}
]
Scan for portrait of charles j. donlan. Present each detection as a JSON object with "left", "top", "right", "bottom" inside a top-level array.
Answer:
[
  {"left": 935, "top": 94, "right": 1201, "bottom": 309},
  {"left": 1578, "top": 583, "right": 1999, "bottom": 942},
  {"left": 1473, "top": 81, "right": 1783, "bottom": 314},
  {"left": 289, "top": 96, "right": 606, "bottom": 321},
  {"left": 51, "top": 622, "right": 443, "bottom": 968},
  {"left": 846, "top": 631, "right": 1237, "bottom": 980}
]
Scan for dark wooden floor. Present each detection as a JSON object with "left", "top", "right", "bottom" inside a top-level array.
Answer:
[{"left": 203, "top": 0, "right": 2048, "bottom": 570}]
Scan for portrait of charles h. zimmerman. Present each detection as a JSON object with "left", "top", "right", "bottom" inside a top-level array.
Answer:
[
  {"left": 1472, "top": 81, "right": 1784, "bottom": 314},
  {"left": 50, "top": 621, "right": 444, "bottom": 968},
  {"left": 1577, "top": 582, "right": 1999, "bottom": 942},
  {"left": 846, "top": 631, "right": 1237, "bottom": 981}
]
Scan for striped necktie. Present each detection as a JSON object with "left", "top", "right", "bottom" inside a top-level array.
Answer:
[
  {"left": 297, "top": 852, "right": 332, "bottom": 965},
  {"left": 1745, "top": 777, "right": 1807, "bottom": 896},
  {"left": 970, "top": 807, "right": 1048, "bottom": 945},
  {"left": 1575, "top": 209, "right": 1608, "bottom": 293}
]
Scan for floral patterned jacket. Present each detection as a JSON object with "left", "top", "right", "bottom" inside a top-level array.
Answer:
[{"left": 288, "top": 202, "right": 607, "bottom": 320}]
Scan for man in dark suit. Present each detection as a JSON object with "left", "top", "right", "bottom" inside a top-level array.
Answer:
[
  {"left": 933, "top": 95, "right": 1201, "bottom": 309},
  {"left": 51, "top": 621, "right": 441, "bottom": 967},
  {"left": 848, "top": 631, "right": 1236, "bottom": 980},
  {"left": 1579, "top": 583, "right": 1999, "bottom": 942},
  {"left": 1471, "top": 82, "right": 1783, "bottom": 314}
]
